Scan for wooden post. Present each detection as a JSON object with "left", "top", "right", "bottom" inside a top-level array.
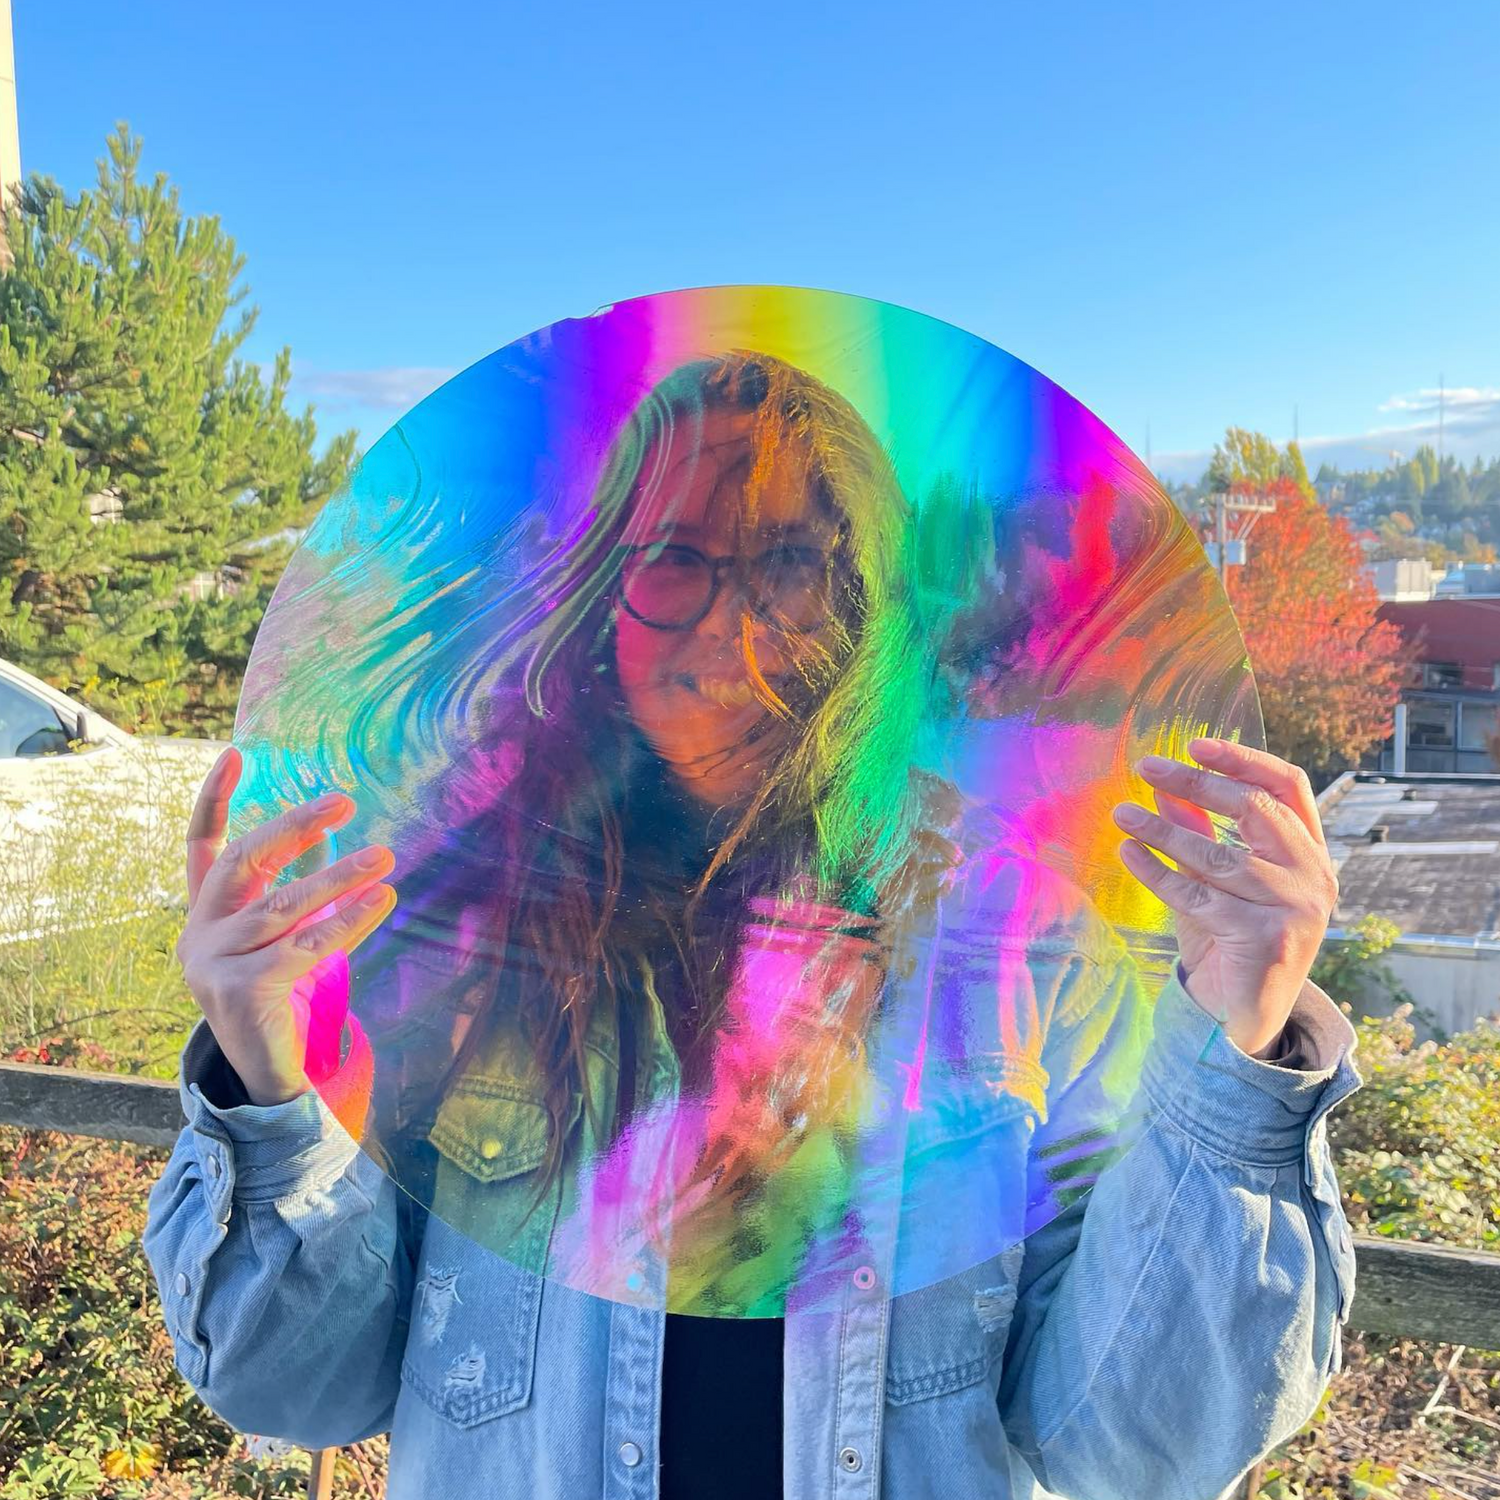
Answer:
[
  {"left": 0, "top": 1058, "right": 183, "bottom": 1146},
  {"left": 307, "top": 1447, "right": 337, "bottom": 1500}
]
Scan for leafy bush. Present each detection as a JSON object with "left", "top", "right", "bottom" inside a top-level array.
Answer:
[
  {"left": 0, "top": 1036, "right": 388, "bottom": 1499},
  {"left": 1330, "top": 1005, "right": 1500, "bottom": 1251},
  {"left": 1253, "top": 1003, "right": 1500, "bottom": 1498},
  {"left": 0, "top": 746, "right": 205, "bottom": 1075},
  {"left": 1311, "top": 916, "right": 1412, "bottom": 1015}
]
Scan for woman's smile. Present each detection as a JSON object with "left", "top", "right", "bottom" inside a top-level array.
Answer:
[{"left": 671, "top": 672, "right": 765, "bottom": 710}]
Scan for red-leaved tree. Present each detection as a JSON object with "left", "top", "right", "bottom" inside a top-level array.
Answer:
[{"left": 1212, "top": 477, "right": 1409, "bottom": 776}]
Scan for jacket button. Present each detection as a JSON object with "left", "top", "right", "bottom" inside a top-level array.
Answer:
[
  {"left": 479, "top": 1138, "right": 502, "bottom": 1160},
  {"left": 619, "top": 1441, "right": 643, "bottom": 1468},
  {"left": 207, "top": 1152, "right": 222, "bottom": 1179},
  {"left": 175, "top": 1273, "right": 190, "bottom": 1297},
  {"left": 838, "top": 1446, "right": 862, "bottom": 1473}
]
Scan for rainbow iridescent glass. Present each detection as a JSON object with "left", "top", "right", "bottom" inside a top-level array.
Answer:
[{"left": 230, "top": 287, "right": 1261, "bottom": 1317}]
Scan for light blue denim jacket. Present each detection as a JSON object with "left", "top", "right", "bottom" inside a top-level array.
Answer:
[{"left": 144, "top": 886, "right": 1362, "bottom": 1500}]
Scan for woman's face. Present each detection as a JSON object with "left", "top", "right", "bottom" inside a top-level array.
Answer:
[{"left": 613, "top": 402, "right": 843, "bottom": 810}]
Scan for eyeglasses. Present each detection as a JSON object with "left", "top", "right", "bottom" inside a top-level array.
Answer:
[{"left": 618, "top": 541, "right": 840, "bottom": 632}]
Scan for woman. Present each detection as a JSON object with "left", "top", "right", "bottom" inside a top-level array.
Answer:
[{"left": 146, "top": 353, "right": 1362, "bottom": 1500}]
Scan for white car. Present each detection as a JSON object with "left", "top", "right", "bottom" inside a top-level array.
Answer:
[{"left": 0, "top": 659, "right": 229, "bottom": 941}]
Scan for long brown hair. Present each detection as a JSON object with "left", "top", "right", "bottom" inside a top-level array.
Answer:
[{"left": 402, "top": 351, "right": 941, "bottom": 1208}]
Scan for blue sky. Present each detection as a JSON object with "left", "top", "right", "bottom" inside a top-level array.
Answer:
[{"left": 11, "top": 0, "right": 1499, "bottom": 481}]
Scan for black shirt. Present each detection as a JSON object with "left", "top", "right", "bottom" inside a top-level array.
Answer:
[{"left": 660, "top": 1311, "right": 784, "bottom": 1499}]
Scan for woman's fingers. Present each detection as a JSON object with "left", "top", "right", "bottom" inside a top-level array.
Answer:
[
  {"left": 240, "top": 882, "right": 398, "bottom": 984},
  {"left": 1152, "top": 786, "right": 1216, "bottom": 839},
  {"left": 196, "top": 790, "right": 357, "bottom": 921},
  {"left": 225, "top": 843, "right": 396, "bottom": 954},
  {"left": 1188, "top": 738, "right": 1327, "bottom": 848},
  {"left": 185, "top": 747, "right": 242, "bottom": 911},
  {"left": 1112, "top": 804, "right": 1282, "bottom": 904},
  {"left": 1136, "top": 754, "right": 1305, "bottom": 863},
  {"left": 1117, "top": 838, "right": 1219, "bottom": 919}
]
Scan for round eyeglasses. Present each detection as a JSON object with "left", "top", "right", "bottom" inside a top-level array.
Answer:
[{"left": 618, "top": 541, "right": 839, "bottom": 632}]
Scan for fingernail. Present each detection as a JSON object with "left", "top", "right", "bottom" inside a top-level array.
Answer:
[
  {"left": 354, "top": 846, "right": 388, "bottom": 870},
  {"left": 312, "top": 790, "right": 346, "bottom": 813},
  {"left": 1114, "top": 804, "right": 1145, "bottom": 827},
  {"left": 1139, "top": 755, "right": 1171, "bottom": 774}
]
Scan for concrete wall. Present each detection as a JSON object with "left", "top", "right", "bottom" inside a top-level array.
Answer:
[{"left": 1342, "top": 940, "right": 1500, "bottom": 1041}]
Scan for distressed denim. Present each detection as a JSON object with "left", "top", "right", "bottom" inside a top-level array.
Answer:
[{"left": 144, "top": 887, "right": 1362, "bottom": 1500}]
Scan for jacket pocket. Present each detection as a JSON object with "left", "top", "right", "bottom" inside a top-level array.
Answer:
[
  {"left": 399, "top": 1215, "right": 547, "bottom": 1428},
  {"left": 399, "top": 1086, "right": 562, "bottom": 1429},
  {"left": 885, "top": 1241, "right": 1026, "bottom": 1405}
]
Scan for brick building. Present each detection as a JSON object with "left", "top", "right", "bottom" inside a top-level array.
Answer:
[{"left": 1373, "top": 597, "right": 1500, "bottom": 773}]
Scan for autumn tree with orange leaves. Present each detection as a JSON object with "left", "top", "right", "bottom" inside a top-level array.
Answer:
[{"left": 1210, "top": 475, "right": 1409, "bottom": 776}]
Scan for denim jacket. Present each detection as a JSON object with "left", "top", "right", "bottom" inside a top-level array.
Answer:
[{"left": 144, "top": 853, "right": 1362, "bottom": 1500}]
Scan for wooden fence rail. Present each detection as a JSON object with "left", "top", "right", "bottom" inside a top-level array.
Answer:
[{"left": 3, "top": 1058, "right": 1499, "bottom": 1500}]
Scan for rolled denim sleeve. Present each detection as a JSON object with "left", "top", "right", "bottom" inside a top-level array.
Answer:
[
  {"left": 998, "top": 964, "right": 1362, "bottom": 1500},
  {"left": 142, "top": 1018, "right": 417, "bottom": 1449}
]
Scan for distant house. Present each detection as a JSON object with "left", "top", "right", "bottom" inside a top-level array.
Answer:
[
  {"left": 1365, "top": 557, "right": 1437, "bottom": 602},
  {"left": 1439, "top": 562, "right": 1500, "bottom": 596},
  {"left": 1317, "top": 771, "right": 1500, "bottom": 1039},
  {"left": 1370, "top": 597, "right": 1500, "bottom": 773}
]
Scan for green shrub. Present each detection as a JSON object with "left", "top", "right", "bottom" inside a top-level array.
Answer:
[
  {"left": 1330, "top": 1006, "right": 1500, "bottom": 1251},
  {"left": 0, "top": 746, "right": 204, "bottom": 1076},
  {"left": 1254, "top": 1005, "right": 1500, "bottom": 1498},
  {"left": 0, "top": 1036, "right": 387, "bottom": 1498}
]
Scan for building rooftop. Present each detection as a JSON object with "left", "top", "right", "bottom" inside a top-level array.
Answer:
[{"left": 1318, "top": 772, "right": 1500, "bottom": 940}]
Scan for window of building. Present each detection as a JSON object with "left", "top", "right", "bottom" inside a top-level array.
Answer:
[
  {"left": 1408, "top": 700, "right": 1456, "bottom": 748},
  {"left": 1421, "top": 661, "right": 1463, "bottom": 689},
  {"left": 1459, "top": 703, "right": 1498, "bottom": 752}
]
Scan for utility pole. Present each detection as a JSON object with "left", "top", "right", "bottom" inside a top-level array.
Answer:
[
  {"left": 1438, "top": 373, "right": 1445, "bottom": 467},
  {"left": 0, "top": 0, "right": 18, "bottom": 271},
  {"left": 1207, "top": 482, "right": 1277, "bottom": 588}
]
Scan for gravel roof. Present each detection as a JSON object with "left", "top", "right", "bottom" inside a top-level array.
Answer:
[{"left": 1318, "top": 774, "right": 1500, "bottom": 939}]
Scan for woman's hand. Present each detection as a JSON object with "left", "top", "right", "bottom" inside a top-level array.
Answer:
[
  {"left": 1110, "top": 738, "right": 1339, "bottom": 1059},
  {"left": 175, "top": 747, "right": 397, "bottom": 1105}
]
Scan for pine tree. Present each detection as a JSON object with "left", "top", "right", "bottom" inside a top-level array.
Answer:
[{"left": 0, "top": 126, "right": 356, "bottom": 734}]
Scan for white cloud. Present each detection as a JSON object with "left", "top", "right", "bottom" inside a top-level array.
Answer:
[
  {"left": 291, "top": 366, "right": 458, "bottom": 411},
  {"left": 1377, "top": 385, "right": 1500, "bottom": 418},
  {"left": 1148, "top": 383, "right": 1500, "bottom": 483}
]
